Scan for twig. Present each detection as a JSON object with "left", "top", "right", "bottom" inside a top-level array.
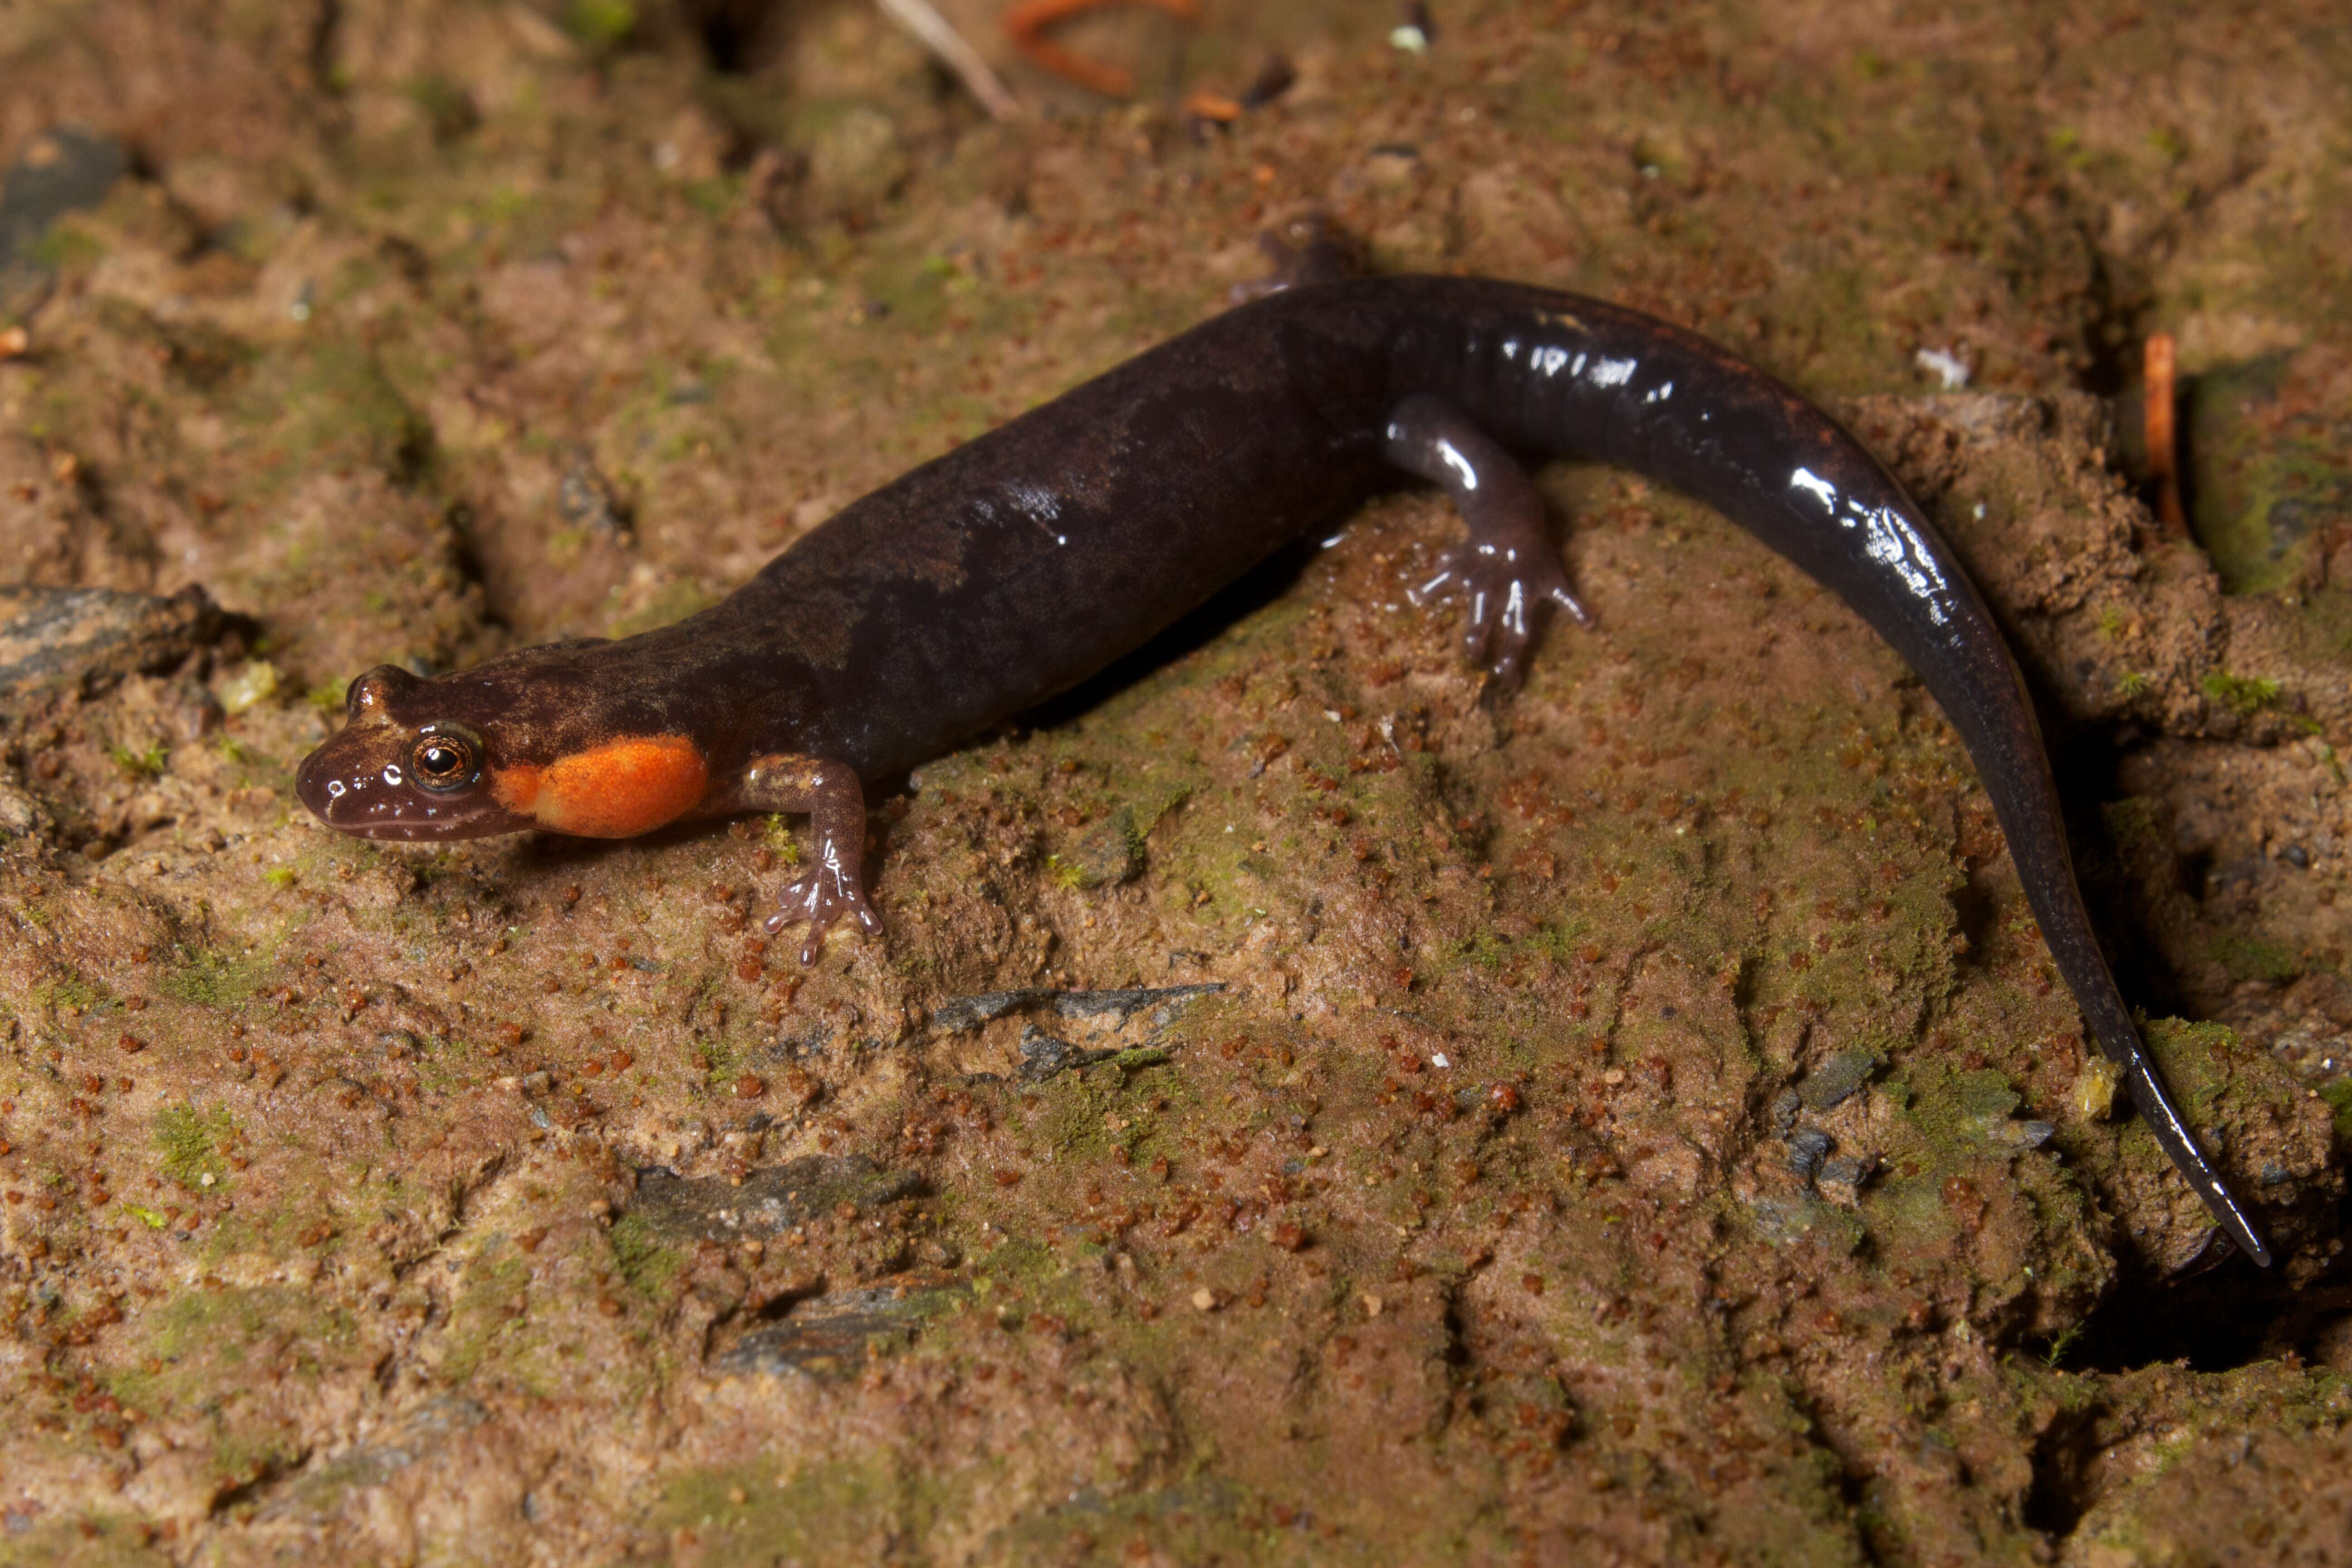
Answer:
[
  {"left": 875, "top": 0, "right": 1024, "bottom": 122},
  {"left": 1003, "top": 0, "right": 1199, "bottom": 99},
  {"left": 2145, "top": 332, "right": 2185, "bottom": 536}
]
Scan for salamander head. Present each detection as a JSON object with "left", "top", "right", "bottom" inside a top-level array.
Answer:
[
  {"left": 295, "top": 666, "right": 532, "bottom": 840},
  {"left": 295, "top": 662, "right": 711, "bottom": 841}
]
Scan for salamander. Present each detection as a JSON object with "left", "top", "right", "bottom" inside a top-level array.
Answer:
[{"left": 293, "top": 274, "right": 2271, "bottom": 1265}]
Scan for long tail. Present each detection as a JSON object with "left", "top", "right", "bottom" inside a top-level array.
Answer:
[{"left": 1384, "top": 279, "right": 2271, "bottom": 1264}]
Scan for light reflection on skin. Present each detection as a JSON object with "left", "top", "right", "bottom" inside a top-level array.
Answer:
[
  {"left": 1485, "top": 332, "right": 1956, "bottom": 634},
  {"left": 1006, "top": 481, "right": 1070, "bottom": 547},
  {"left": 1787, "top": 465, "right": 1955, "bottom": 626},
  {"left": 1499, "top": 332, "right": 1681, "bottom": 398},
  {"left": 310, "top": 762, "right": 462, "bottom": 833},
  {"left": 1434, "top": 438, "right": 1478, "bottom": 491}
]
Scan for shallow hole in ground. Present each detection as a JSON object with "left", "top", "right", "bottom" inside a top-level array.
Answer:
[
  {"left": 2068, "top": 1249, "right": 2352, "bottom": 1373},
  {"left": 686, "top": 0, "right": 795, "bottom": 73}
]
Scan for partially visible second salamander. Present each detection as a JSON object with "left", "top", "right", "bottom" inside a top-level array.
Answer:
[{"left": 293, "top": 274, "right": 2271, "bottom": 1264}]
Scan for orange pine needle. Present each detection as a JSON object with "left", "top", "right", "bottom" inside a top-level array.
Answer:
[
  {"left": 1004, "top": 0, "right": 1200, "bottom": 99},
  {"left": 2145, "top": 333, "right": 2184, "bottom": 535}
]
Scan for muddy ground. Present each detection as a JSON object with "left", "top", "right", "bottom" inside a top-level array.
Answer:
[{"left": 1, "top": 1, "right": 2350, "bottom": 1563}]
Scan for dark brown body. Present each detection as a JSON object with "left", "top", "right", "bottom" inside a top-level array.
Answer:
[{"left": 295, "top": 276, "right": 2269, "bottom": 1263}]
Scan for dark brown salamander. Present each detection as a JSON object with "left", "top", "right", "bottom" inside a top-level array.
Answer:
[{"left": 294, "top": 275, "right": 2271, "bottom": 1264}]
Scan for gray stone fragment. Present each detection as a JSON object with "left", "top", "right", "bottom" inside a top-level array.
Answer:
[
  {"left": 715, "top": 1287, "right": 928, "bottom": 1379},
  {"left": 0, "top": 127, "right": 127, "bottom": 316},
  {"left": 0, "top": 584, "right": 225, "bottom": 701},
  {"left": 1052, "top": 983, "right": 1223, "bottom": 1021},
  {"left": 931, "top": 982, "right": 1223, "bottom": 1034},
  {"left": 1798, "top": 1047, "right": 1879, "bottom": 1112},
  {"left": 1060, "top": 808, "right": 1144, "bottom": 887},
  {"left": 1017, "top": 1022, "right": 1117, "bottom": 1082},
  {"left": 930, "top": 989, "right": 1054, "bottom": 1032},
  {"left": 0, "top": 777, "right": 45, "bottom": 838},
  {"left": 630, "top": 1154, "right": 919, "bottom": 1243},
  {"left": 1817, "top": 1156, "right": 1877, "bottom": 1207},
  {"left": 557, "top": 455, "right": 629, "bottom": 538},
  {"left": 258, "top": 1396, "right": 490, "bottom": 1523}
]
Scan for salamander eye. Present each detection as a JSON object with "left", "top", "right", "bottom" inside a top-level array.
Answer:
[{"left": 409, "top": 727, "right": 483, "bottom": 792}]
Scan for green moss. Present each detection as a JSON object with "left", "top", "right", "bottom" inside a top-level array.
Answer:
[
  {"left": 107, "top": 740, "right": 168, "bottom": 779},
  {"left": 2210, "top": 931, "right": 2302, "bottom": 985},
  {"left": 100, "top": 1305, "right": 338, "bottom": 1500},
  {"left": 33, "top": 974, "right": 110, "bottom": 1014},
  {"left": 1448, "top": 927, "right": 1513, "bottom": 971},
  {"left": 24, "top": 224, "right": 104, "bottom": 271},
  {"left": 160, "top": 948, "right": 269, "bottom": 1008},
  {"left": 2201, "top": 671, "right": 2282, "bottom": 715},
  {"left": 241, "top": 342, "right": 431, "bottom": 487},
  {"left": 609, "top": 1213, "right": 684, "bottom": 1298},
  {"left": 439, "top": 1249, "right": 534, "bottom": 1387},
  {"left": 1951, "top": 1068, "right": 2022, "bottom": 1122},
  {"left": 155, "top": 1103, "right": 237, "bottom": 1188},
  {"left": 2136, "top": 1019, "right": 2244, "bottom": 1121},
  {"left": 562, "top": 0, "right": 637, "bottom": 49},
  {"left": 2316, "top": 1079, "right": 2352, "bottom": 1142},
  {"left": 2182, "top": 350, "right": 2347, "bottom": 593}
]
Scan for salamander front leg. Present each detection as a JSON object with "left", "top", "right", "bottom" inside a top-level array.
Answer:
[
  {"left": 1386, "top": 392, "right": 1593, "bottom": 690},
  {"left": 730, "top": 755, "right": 883, "bottom": 965}
]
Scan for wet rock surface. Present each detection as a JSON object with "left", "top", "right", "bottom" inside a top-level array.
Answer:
[{"left": 0, "top": 2, "right": 2347, "bottom": 1564}]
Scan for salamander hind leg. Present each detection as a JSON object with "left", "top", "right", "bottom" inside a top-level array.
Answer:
[
  {"left": 729, "top": 755, "right": 883, "bottom": 965},
  {"left": 1385, "top": 393, "right": 1593, "bottom": 691}
]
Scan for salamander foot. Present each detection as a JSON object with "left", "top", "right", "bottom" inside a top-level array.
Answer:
[
  {"left": 1419, "top": 535, "right": 1593, "bottom": 691},
  {"left": 730, "top": 752, "right": 883, "bottom": 964},
  {"left": 766, "top": 864, "right": 883, "bottom": 966},
  {"left": 1387, "top": 392, "right": 1592, "bottom": 691}
]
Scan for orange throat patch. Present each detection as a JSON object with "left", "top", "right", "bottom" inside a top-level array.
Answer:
[{"left": 491, "top": 734, "right": 710, "bottom": 838}]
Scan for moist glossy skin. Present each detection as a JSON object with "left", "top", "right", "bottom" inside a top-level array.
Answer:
[{"left": 293, "top": 275, "right": 2271, "bottom": 1264}]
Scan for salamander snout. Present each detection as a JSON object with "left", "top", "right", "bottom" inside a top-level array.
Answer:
[{"left": 295, "top": 665, "right": 531, "bottom": 841}]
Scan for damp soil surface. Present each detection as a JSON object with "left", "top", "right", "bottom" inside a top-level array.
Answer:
[{"left": 1, "top": 2, "right": 2350, "bottom": 1564}]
